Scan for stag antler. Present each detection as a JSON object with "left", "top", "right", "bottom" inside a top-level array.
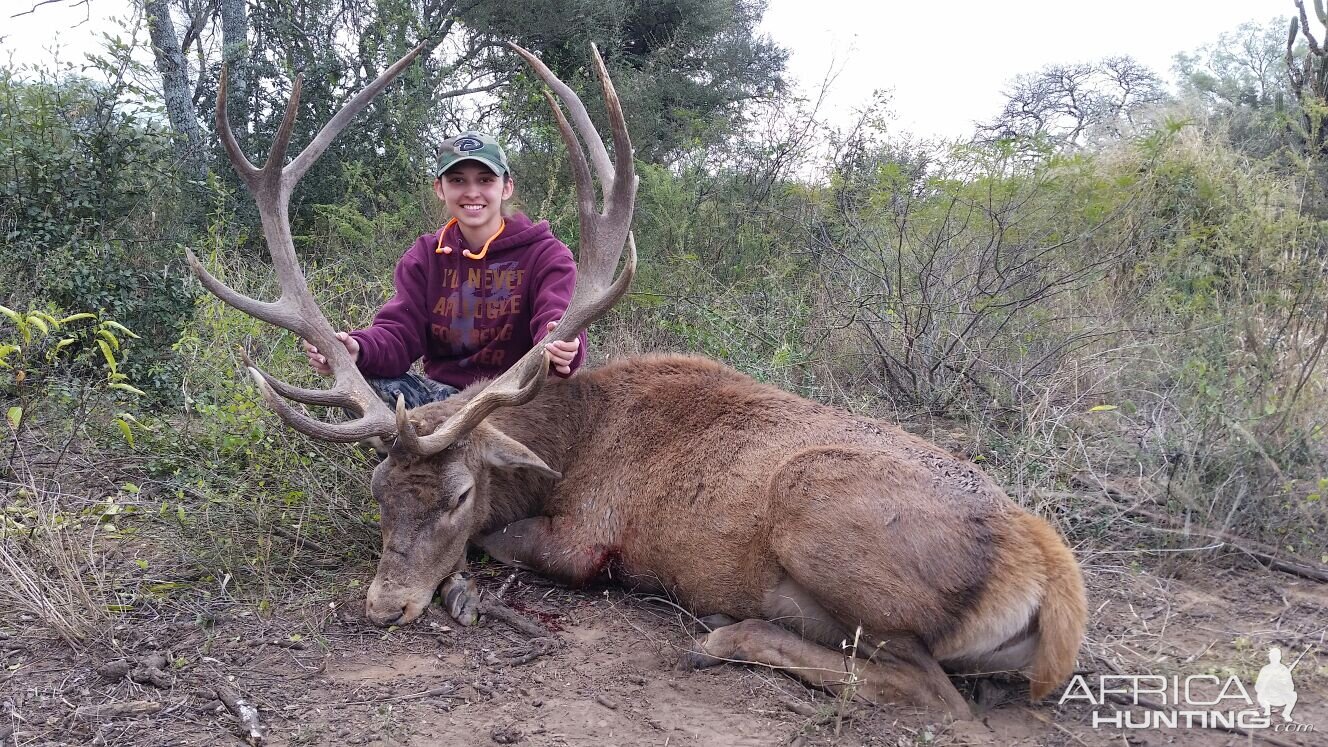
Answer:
[
  {"left": 189, "top": 41, "right": 635, "bottom": 454},
  {"left": 397, "top": 42, "right": 638, "bottom": 455},
  {"left": 187, "top": 44, "right": 429, "bottom": 442}
]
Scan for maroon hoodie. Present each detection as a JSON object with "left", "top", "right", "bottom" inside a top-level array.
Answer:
[{"left": 350, "top": 212, "right": 588, "bottom": 389}]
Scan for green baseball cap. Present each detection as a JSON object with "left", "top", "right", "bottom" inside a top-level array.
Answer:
[{"left": 434, "top": 131, "right": 510, "bottom": 178}]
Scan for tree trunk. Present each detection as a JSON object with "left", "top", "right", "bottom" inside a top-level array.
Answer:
[
  {"left": 220, "top": 0, "right": 250, "bottom": 149},
  {"left": 144, "top": 0, "right": 206, "bottom": 181}
]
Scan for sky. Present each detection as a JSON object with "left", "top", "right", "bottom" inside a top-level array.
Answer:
[
  {"left": 0, "top": 0, "right": 1299, "bottom": 139},
  {"left": 759, "top": 0, "right": 1293, "bottom": 138}
]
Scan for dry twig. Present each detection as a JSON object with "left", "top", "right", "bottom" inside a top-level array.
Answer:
[
  {"left": 484, "top": 636, "right": 558, "bottom": 666},
  {"left": 73, "top": 700, "right": 162, "bottom": 719},
  {"left": 1060, "top": 482, "right": 1328, "bottom": 583},
  {"left": 206, "top": 684, "right": 264, "bottom": 746}
]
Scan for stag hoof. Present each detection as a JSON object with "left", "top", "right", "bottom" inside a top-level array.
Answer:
[{"left": 441, "top": 574, "right": 481, "bottom": 627}]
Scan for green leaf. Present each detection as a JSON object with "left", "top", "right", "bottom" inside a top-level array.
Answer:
[
  {"left": 0, "top": 305, "right": 20, "bottom": 325},
  {"left": 25, "top": 315, "right": 49, "bottom": 336},
  {"left": 101, "top": 320, "right": 141, "bottom": 339},
  {"left": 120, "top": 482, "right": 141, "bottom": 494},
  {"left": 110, "top": 382, "right": 146, "bottom": 396},
  {"left": 6, "top": 406, "right": 21, "bottom": 429},
  {"left": 58, "top": 312, "right": 96, "bottom": 325},
  {"left": 53, "top": 338, "right": 77, "bottom": 353},
  {"left": 96, "top": 339, "right": 118, "bottom": 373},
  {"left": 1088, "top": 405, "right": 1119, "bottom": 413},
  {"left": 133, "top": 559, "right": 149, "bottom": 570},
  {"left": 98, "top": 329, "right": 121, "bottom": 352}
]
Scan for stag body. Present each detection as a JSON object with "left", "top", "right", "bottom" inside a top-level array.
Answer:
[{"left": 369, "top": 354, "right": 1086, "bottom": 716}]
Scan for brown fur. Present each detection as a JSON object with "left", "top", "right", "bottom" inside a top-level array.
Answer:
[{"left": 366, "top": 354, "right": 1087, "bottom": 716}]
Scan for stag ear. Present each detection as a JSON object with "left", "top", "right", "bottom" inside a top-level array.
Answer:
[{"left": 476, "top": 424, "right": 562, "bottom": 481}]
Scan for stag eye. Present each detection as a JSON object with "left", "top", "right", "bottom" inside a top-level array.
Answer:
[{"left": 451, "top": 486, "right": 474, "bottom": 511}]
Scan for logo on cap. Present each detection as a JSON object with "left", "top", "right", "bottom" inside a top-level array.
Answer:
[{"left": 453, "top": 136, "right": 484, "bottom": 154}]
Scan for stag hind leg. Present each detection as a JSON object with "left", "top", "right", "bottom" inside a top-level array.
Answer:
[{"left": 685, "top": 619, "right": 971, "bottom": 718}]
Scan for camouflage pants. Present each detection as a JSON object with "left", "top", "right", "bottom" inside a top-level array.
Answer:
[{"left": 367, "top": 373, "right": 460, "bottom": 410}]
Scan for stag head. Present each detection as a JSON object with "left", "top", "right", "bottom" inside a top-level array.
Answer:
[
  {"left": 364, "top": 414, "right": 559, "bottom": 624},
  {"left": 191, "top": 43, "right": 636, "bottom": 627}
]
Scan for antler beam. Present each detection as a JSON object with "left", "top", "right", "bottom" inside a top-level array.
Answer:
[{"left": 187, "top": 43, "right": 429, "bottom": 443}]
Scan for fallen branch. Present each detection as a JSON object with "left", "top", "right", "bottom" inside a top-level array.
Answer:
[
  {"left": 207, "top": 685, "right": 264, "bottom": 746},
  {"left": 479, "top": 599, "right": 549, "bottom": 638},
  {"left": 1054, "top": 483, "right": 1328, "bottom": 583},
  {"left": 73, "top": 700, "right": 163, "bottom": 719},
  {"left": 248, "top": 637, "right": 308, "bottom": 650}
]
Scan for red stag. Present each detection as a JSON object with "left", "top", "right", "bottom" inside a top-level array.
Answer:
[{"left": 189, "top": 42, "right": 1086, "bottom": 718}]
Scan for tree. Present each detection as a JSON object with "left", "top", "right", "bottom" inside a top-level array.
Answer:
[
  {"left": 144, "top": 0, "right": 207, "bottom": 180},
  {"left": 459, "top": 0, "right": 787, "bottom": 164},
  {"left": 1173, "top": 16, "right": 1290, "bottom": 159},
  {"left": 1174, "top": 17, "right": 1290, "bottom": 110},
  {"left": 115, "top": 0, "right": 785, "bottom": 245},
  {"left": 981, "top": 56, "right": 1167, "bottom": 149}
]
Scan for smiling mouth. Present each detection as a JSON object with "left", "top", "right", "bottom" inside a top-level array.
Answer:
[{"left": 460, "top": 204, "right": 486, "bottom": 212}]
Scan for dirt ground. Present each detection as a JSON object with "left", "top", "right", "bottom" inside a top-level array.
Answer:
[{"left": 1, "top": 549, "right": 1324, "bottom": 747}]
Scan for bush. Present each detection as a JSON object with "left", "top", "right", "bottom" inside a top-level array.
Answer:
[{"left": 0, "top": 54, "right": 195, "bottom": 403}]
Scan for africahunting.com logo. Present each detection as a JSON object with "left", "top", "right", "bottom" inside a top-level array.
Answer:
[{"left": 1060, "top": 647, "right": 1315, "bottom": 733}]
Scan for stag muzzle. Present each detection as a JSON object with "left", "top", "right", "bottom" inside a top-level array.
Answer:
[
  {"left": 364, "top": 574, "right": 435, "bottom": 626},
  {"left": 364, "top": 528, "right": 469, "bottom": 626}
]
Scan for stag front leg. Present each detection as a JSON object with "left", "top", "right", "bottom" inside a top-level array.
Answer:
[{"left": 476, "top": 516, "right": 611, "bottom": 587}]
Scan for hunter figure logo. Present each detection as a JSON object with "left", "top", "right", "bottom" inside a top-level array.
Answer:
[
  {"left": 1256, "top": 647, "right": 1297, "bottom": 722},
  {"left": 1060, "top": 646, "right": 1313, "bottom": 733},
  {"left": 453, "top": 136, "right": 484, "bottom": 153}
]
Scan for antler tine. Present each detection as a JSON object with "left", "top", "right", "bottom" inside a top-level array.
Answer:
[
  {"left": 287, "top": 42, "right": 430, "bottom": 186},
  {"left": 507, "top": 43, "right": 615, "bottom": 190},
  {"left": 589, "top": 44, "right": 637, "bottom": 215},
  {"left": 185, "top": 247, "right": 286, "bottom": 322},
  {"left": 263, "top": 74, "right": 304, "bottom": 174},
  {"left": 406, "top": 352, "right": 551, "bottom": 453},
  {"left": 512, "top": 42, "right": 637, "bottom": 311},
  {"left": 248, "top": 368, "right": 395, "bottom": 442},
  {"left": 191, "top": 45, "right": 429, "bottom": 443},
  {"left": 400, "top": 45, "right": 638, "bottom": 457},
  {"left": 541, "top": 89, "right": 597, "bottom": 232},
  {"left": 216, "top": 68, "right": 259, "bottom": 182}
]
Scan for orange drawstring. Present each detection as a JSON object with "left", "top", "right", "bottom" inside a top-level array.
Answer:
[{"left": 434, "top": 217, "right": 505, "bottom": 260}]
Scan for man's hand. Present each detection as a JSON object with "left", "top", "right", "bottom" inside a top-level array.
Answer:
[
  {"left": 302, "top": 331, "right": 360, "bottom": 376},
  {"left": 544, "top": 320, "right": 579, "bottom": 376}
]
